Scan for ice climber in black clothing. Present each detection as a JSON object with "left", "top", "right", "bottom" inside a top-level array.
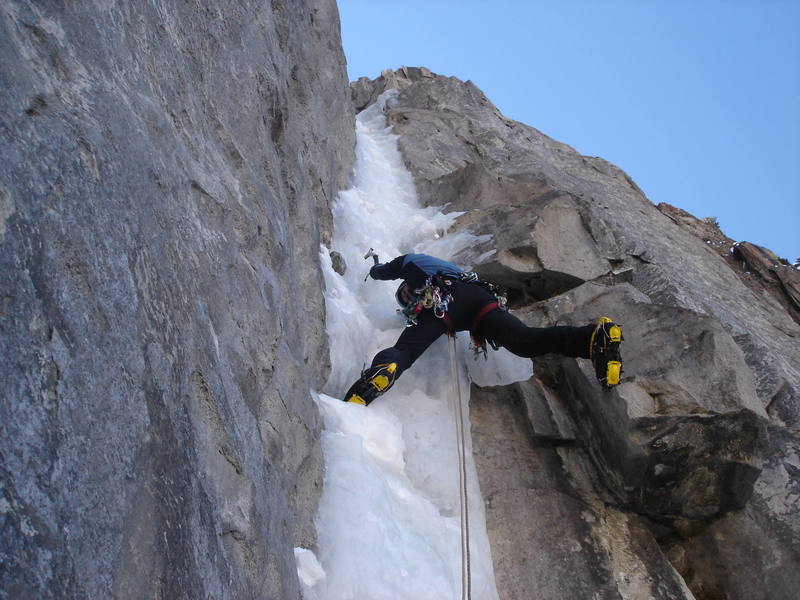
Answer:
[{"left": 343, "top": 253, "right": 623, "bottom": 406}]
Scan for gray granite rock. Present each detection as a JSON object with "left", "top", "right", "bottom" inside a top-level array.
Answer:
[
  {"left": 0, "top": 2, "right": 354, "bottom": 598},
  {"left": 664, "top": 424, "right": 800, "bottom": 599},
  {"left": 470, "top": 384, "right": 695, "bottom": 600},
  {"left": 519, "top": 283, "right": 768, "bottom": 526},
  {"left": 329, "top": 250, "right": 347, "bottom": 276}
]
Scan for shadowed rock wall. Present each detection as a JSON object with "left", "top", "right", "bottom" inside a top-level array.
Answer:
[
  {"left": 0, "top": 2, "right": 353, "bottom": 598},
  {"left": 352, "top": 68, "right": 799, "bottom": 600}
]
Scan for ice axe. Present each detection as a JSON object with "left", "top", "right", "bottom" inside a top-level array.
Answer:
[{"left": 363, "top": 248, "right": 379, "bottom": 281}]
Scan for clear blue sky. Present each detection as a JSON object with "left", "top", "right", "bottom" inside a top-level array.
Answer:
[{"left": 338, "top": 0, "right": 799, "bottom": 261}]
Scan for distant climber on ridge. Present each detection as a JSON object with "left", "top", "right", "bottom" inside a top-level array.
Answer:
[{"left": 342, "top": 253, "right": 623, "bottom": 405}]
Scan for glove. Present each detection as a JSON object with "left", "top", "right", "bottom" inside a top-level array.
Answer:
[{"left": 369, "top": 263, "right": 384, "bottom": 279}]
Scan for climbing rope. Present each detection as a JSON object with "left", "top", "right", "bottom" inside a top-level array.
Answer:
[{"left": 447, "top": 334, "right": 471, "bottom": 600}]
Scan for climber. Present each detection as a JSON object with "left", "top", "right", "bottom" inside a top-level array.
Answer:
[{"left": 342, "top": 253, "right": 623, "bottom": 406}]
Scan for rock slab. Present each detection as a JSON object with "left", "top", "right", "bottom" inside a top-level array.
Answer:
[{"left": 0, "top": 2, "right": 354, "bottom": 598}]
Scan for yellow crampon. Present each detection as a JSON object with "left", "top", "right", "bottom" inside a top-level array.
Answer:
[
  {"left": 344, "top": 363, "right": 398, "bottom": 406},
  {"left": 605, "top": 360, "right": 622, "bottom": 386},
  {"left": 369, "top": 363, "right": 397, "bottom": 392},
  {"left": 590, "top": 317, "right": 623, "bottom": 388}
]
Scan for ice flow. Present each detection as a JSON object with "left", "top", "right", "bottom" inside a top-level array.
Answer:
[{"left": 296, "top": 90, "right": 532, "bottom": 600}]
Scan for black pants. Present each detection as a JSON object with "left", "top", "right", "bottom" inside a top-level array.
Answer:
[
  {"left": 476, "top": 309, "right": 592, "bottom": 360},
  {"left": 372, "top": 281, "right": 593, "bottom": 377}
]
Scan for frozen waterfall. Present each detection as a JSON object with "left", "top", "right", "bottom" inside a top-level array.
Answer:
[{"left": 296, "top": 90, "right": 532, "bottom": 600}]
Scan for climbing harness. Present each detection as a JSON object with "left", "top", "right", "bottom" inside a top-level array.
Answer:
[
  {"left": 463, "top": 275, "right": 507, "bottom": 360},
  {"left": 468, "top": 301, "right": 502, "bottom": 360},
  {"left": 447, "top": 333, "right": 471, "bottom": 600},
  {"left": 397, "top": 270, "right": 507, "bottom": 333}
]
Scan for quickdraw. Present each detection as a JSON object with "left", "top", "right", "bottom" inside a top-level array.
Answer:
[
  {"left": 469, "top": 335, "right": 501, "bottom": 360},
  {"left": 467, "top": 300, "right": 503, "bottom": 360}
]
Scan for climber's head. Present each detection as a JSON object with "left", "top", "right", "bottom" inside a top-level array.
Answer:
[{"left": 395, "top": 281, "right": 420, "bottom": 312}]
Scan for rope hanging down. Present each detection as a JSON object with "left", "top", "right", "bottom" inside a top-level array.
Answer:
[{"left": 447, "top": 334, "right": 471, "bottom": 600}]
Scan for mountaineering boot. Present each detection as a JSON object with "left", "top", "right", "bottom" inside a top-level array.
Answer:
[
  {"left": 589, "top": 317, "right": 623, "bottom": 388},
  {"left": 343, "top": 363, "right": 398, "bottom": 406}
]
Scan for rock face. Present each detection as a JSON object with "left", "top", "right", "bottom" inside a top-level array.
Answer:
[
  {"left": 0, "top": 2, "right": 353, "bottom": 599},
  {"left": 657, "top": 202, "right": 800, "bottom": 326},
  {"left": 353, "top": 68, "right": 800, "bottom": 599}
]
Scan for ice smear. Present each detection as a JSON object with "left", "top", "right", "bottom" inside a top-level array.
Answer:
[
  {"left": 302, "top": 90, "right": 531, "bottom": 600},
  {"left": 467, "top": 346, "right": 534, "bottom": 388},
  {"left": 294, "top": 547, "right": 326, "bottom": 588}
]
